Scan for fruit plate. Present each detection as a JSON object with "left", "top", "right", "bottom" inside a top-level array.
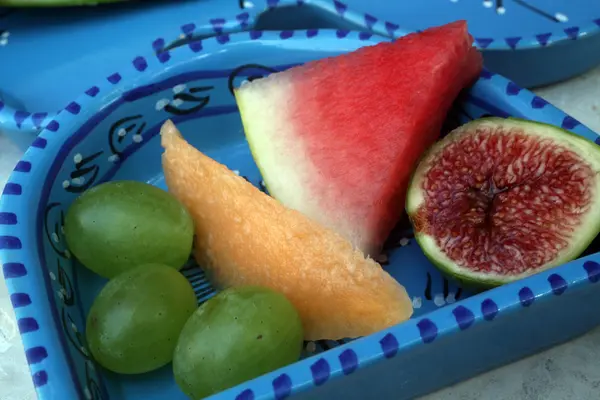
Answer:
[
  {"left": 3, "top": 0, "right": 600, "bottom": 143},
  {"left": 2, "top": 29, "right": 600, "bottom": 400}
]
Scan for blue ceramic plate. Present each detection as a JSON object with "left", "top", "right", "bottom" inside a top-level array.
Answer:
[
  {"left": 2, "top": 29, "right": 600, "bottom": 400},
  {"left": 3, "top": 0, "right": 600, "bottom": 141}
]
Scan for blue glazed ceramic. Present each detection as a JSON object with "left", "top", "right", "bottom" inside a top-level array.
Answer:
[
  {"left": 3, "top": 0, "right": 599, "bottom": 143},
  {"left": 2, "top": 29, "right": 600, "bottom": 400},
  {"left": 315, "top": 0, "right": 600, "bottom": 89}
]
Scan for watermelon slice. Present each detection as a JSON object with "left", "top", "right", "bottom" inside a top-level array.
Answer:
[{"left": 235, "top": 21, "right": 483, "bottom": 256}]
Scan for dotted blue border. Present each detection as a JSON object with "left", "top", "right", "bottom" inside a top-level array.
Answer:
[{"left": 2, "top": 28, "right": 600, "bottom": 400}]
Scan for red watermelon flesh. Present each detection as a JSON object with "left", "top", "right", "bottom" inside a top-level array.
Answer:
[{"left": 235, "top": 21, "right": 483, "bottom": 256}]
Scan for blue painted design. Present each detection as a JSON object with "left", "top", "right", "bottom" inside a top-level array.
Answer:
[
  {"left": 236, "top": 12, "right": 250, "bottom": 29},
  {"left": 181, "top": 23, "right": 196, "bottom": 35},
  {"left": 133, "top": 56, "right": 148, "bottom": 72},
  {"left": 32, "top": 371, "right": 48, "bottom": 387},
  {"left": 0, "top": 236, "right": 22, "bottom": 250},
  {"left": 153, "top": 38, "right": 171, "bottom": 63},
  {"left": 10, "top": 293, "right": 31, "bottom": 308},
  {"left": 2, "top": 183, "right": 22, "bottom": 196},
  {"left": 2, "top": 263, "right": 27, "bottom": 278},
  {"left": 18, "top": 317, "right": 39, "bottom": 334},
  {"left": 250, "top": 30, "right": 263, "bottom": 40},
  {"left": 107, "top": 73, "right": 122, "bottom": 84},
  {"left": 385, "top": 21, "right": 399, "bottom": 36},
  {"left": 531, "top": 96, "right": 548, "bottom": 109},
  {"left": 596, "top": 137, "right": 600, "bottom": 146},
  {"left": 595, "top": 18, "right": 600, "bottom": 27},
  {"left": 46, "top": 120, "right": 60, "bottom": 132},
  {"left": 584, "top": 261, "right": 600, "bottom": 283},
  {"left": 475, "top": 38, "right": 494, "bottom": 49},
  {"left": 562, "top": 116, "right": 580, "bottom": 129},
  {"left": 32, "top": 137, "right": 48, "bottom": 149},
  {"left": 339, "top": 349, "right": 358, "bottom": 375},
  {"left": 364, "top": 13, "right": 377, "bottom": 29},
  {"left": 481, "top": 299, "right": 499, "bottom": 321},
  {"left": 359, "top": 32, "right": 373, "bottom": 41},
  {"left": 536, "top": 33, "right": 552, "bottom": 46},
  {"left": 0, "top": 212, "right": 17, "bottom": 225},
  {"left": 307, "top": 29, "right": 319, "bottom": 38},
  {"left": 505, "top": 37, "right": 522, "bottom": 49},
  {"left": 310, "top": 358, "right": 331, "bottom": 386},
  {"left": 417, "top": 319, "right": 438, "bottom": 344},
  {"left": 236, "top": 389, "right": 255, "bottom": 400},
  {"left": 189, "top": 41, "right": 203, "bottom": 53},
  {"left": 85, "top": 86, "right": 100, "bottom": 97},
  {"left": 565, "top": 27, "right": 580, "bottom": 40},
  {"left": 26, "top": 346, "right": 48, "bottom": 365},
  {"left": 379, "top": 333, "right": 399, "bottom": 358},
  {"left": 32, "top": 112, "right": 48, "bottom": 128},
  {"left": 14, "top": 161, "right": 31, "bottom": 173},
  {"left": 210, "top": 18, "right": 226, "bottom": 33},
  {"left": 548, "top": 274, "right": 568, "bottom": 295},
  {"left": 333, "top": 0, "right": 347, "bottom": 15},
  {"left": 65, "top": 102, "right": 81, "bottom": 115},
  {"left": 280, "top": 31, "right": 294, "bottom": 40},
  {"left": 267, "top": 0, "right": 279, "bottom": 7},
  {"left": 519, "top": 287, "right": 535, "bottom": 307},
  {"left": 217, "top": 34, "right": 231, "bottom": 44},
  {"left": 273, "top": 374, "right": 292, "bottom": 400},
  {"left": 452, "top": 306, "right": 475, "bottom": 330},
  {"left": 336, "top": 30, "right": 350, "bottom": 38},
  {"left": 14, "top": 111, "right": 31, "bottom": 128},
  {"left": 0, "top": 101, "right": 3, "bottom": 112},
  {"left": 506, "top": 82, "right": 522, "bottom": 96}
]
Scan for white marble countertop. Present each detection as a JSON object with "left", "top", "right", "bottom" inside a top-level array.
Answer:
[{"left": 1, "top": 66, "right": 600, "bottom": 400}]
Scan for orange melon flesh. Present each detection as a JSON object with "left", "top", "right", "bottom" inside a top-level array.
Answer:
[{"left": 160, "top": 120, "right": 413, "bottom": 340}]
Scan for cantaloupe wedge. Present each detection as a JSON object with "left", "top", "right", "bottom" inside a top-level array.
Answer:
[{"left": 160, "top": 120, "right": 413, "bottom": 340}]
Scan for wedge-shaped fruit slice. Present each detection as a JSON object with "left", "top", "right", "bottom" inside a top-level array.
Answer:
[
  {"left": 235, "top": 20, "right": 483, "bottom": 256},
  {"left": 161, "top": 120, "right": 413, "bottom": 340},
  {"left": 407, "top": 117, "right": 600, "bottom": 287}
]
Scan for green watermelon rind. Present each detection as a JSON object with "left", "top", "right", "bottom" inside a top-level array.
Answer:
[
  {"left": 235, "top": 89, "right": 274, "bottom": 195},
  {"left": 407, "top": 116, "right": 600, "bottom": 288}
]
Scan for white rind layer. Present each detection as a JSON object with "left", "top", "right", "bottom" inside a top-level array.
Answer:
[
  {"left": 235, "top": 75, "right": 373, "bottom": 254},
  {"left": 406, "top": 117, "right": 600, "bottom": 285}
]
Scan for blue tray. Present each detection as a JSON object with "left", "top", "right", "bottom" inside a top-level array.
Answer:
[
  {"left": 2, "top": 29, "right": 600, "bottom": 400},
  {"left": 2, "top": 0, "right": 600, "bottom": 142}
]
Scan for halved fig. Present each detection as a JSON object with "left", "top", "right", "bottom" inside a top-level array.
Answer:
[{"left": 407, "top": 117, "right": 600, "bottom": 287}]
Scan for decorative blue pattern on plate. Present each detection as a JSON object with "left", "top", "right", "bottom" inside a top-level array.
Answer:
[
  {"left": 3, "top": 29, "right": 600, "bottom": 400},
  {"left": 3, "top": 0, "right": 599, "bottom": 142}
]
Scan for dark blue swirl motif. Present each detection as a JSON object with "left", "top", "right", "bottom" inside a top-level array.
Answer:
[
  {"left": 108, "top": 115, "right": 147, "bottom": 157},
  {"left": 44, "top": 203, "right": 107, "bottom": 399},
  {"left": 227, "top": 64, "right": 278, "bottom": 96},
  {"left": 62, "top": 151, "right": 104, "bottom": 194},
  {"left": 512, "top": 0, "right": 566, "bottom": 23},
  {"left": 163, "top": 84, "right": 214, "bottom": 116}
]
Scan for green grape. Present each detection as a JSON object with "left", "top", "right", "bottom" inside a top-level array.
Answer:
[
  {"left": 86, "top": 264, "right": 197, "bottom": 374},
  {"left": 173, "top": 286, "right": 304, "bottom": 399},
  {"left": 64, "top": 180, "right": 194, "bottom": 278}
]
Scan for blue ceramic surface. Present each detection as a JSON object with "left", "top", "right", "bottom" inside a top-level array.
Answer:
[
  {"left": 2, "top": 0, "right": 600, "bottom": 143},
  {"left": 312, "top": 0, "right": 600, "bottom": 89},
  {"left": 2, "top": 29, "right": 600, "bottom": 400}
]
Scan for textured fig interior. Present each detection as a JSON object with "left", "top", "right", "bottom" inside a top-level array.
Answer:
[{"left": 415, "top": 125, "right": 596, "bottom": 276}]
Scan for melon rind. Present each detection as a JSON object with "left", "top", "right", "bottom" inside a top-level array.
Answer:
[{"left": 406, "top": 117, "right": 600, "bottom": 288}]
